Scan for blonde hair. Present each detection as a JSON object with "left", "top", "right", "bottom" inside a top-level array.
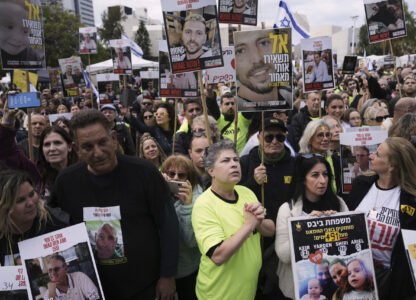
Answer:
[{"left": 138, "top": 133, "right": 166, "bottom": 164}]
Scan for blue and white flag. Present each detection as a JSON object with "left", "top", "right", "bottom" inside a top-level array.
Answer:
[
  {"left": 29, "top": 81, "right": 37, "bottom": 92},
  {"left": 83, "top": 70, "right": 100, "bottom": 100},
  {"left": 363, "top": 49, "right": 374, "bottom": 71},
  {"left": 274, "top": 0, "right": 309, "bottom": 45},
  {"left": 122, "top": 33, "right": 143, "bottom": 57}
]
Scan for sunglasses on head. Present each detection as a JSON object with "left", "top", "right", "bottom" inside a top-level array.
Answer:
[
  {"left": 264, "top": 134, "right": 285, "bottom": 143},
  {"left": 166, "top": 170, "right": 187, "bottom": 180},
  {"left": 371, "top": 115, "right": 389, "bottom": 122}
]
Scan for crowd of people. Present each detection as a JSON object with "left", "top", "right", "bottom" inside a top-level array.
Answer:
[{"left": 0, "top": 59, "right": 416, "bottom": 300}]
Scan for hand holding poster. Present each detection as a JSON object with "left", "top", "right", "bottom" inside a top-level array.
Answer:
[
  {"left": 218, "top": 0, "right": 258, "bottom": 25},
  {"left": 234, "top": 28, "right": 292, "bottom": 112},
  {"left": 161, "top": 0, "right": 224, "bottom": 73},
  {"left": 206, "top": 46, "right": 236, "bottom": 84},
  {"left": 364, "top": 0, "right": 407, "bottom": 43},
  {"left": 288, "top": 212, "right": 378, "bottom": 300},
  {"left": 0, "top": 266, "right": 28, "bottom": 299},
  {"left": 18, "top": 223, "right": 105, "bottom": 300},
  {"left": 0, "top": 0, "right": 46, "bottom": 70},
  {"left": 301, "top": 36, "right": 335, "bottom": 93},
  {"left": 79, "top": 27, "right": 98, "bottom": 54},
  {"left": 110, "top": 39, "right": 132, "bottom": 74}
]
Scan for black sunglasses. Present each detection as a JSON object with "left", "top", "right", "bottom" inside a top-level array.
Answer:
[
  {"left": 166, "top": 171, "right": 187, "bottom": 180},
  {"left": 143, "top": 102, "right": 153, "bottom": 106},
  {"left": 301, "top": 153, "right": 325, "bottom": 158},
  {"left": 264, "top": 134, "right": 285, "bottom": 143},
  {"left": 193, "top": 132, "right": 207, "bottom": 137},
  {"left": 371, "top": 115, "right": 389, "bottom": 122},
  {"left": 143, "top": 115, "right": 154, "bottom": 120}
]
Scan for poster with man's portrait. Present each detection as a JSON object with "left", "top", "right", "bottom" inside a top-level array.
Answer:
[
  {"left": 79, "top": 27, "right": 98, "bottom": 54},
  {"left": 159, "top": 40, "right": 198, "bottom": 97},
  {"left": 340, "top": 127, "right": 387, "bottom": 193},
  {"left": 342, "top": 56, "right": 358, "bottom": 75},
  {"left": 18, "top": 223, "right": 105, "bottom": 300},
  {"left": 110, "top": 39, "right": 132, "bottom": 74},
  {"left": 0, "top": 266, "right": 28, "bottom": 299},
  {"left": 301, "top": 36, "right": 335, "bottom": 93},
  {"left": 161, "top": 0, "right": 224, "bottom": 73},
  {"left": 218, "top": 0, "right": 258, "bottom": 25},
  {"left": 58, "top": 56, "right": 86, "bottom": 92},
  {"left": 0, "top": 0, "right": 46, "bottom": 70},
  {"left": 96, "top": 73, "right": 120, "bottom": 104},
  {"left": 288, "top": 212, "right": 379, "bottom": 300},
  {"left": 364, "top": 0, "right": 407, "bottom": 43},
  {"left": 234, "top": 28, "right": 292, "bottom": 112}
]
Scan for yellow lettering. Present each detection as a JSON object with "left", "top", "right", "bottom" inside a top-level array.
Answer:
[{"left": 278, "top": 34, "right": 289, "bottom": 53}]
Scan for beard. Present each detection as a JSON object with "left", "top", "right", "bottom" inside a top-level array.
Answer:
[
  {"left": 185, "top": 42, "right": 203, "bottom": 55},
  {"left": 234, "top": 0, "right": 246, "bottom": 9}
]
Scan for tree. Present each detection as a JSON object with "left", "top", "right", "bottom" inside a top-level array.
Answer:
[
  {"left": 135, "top": 20, "right": 152, "bottom": 59},
  {"left": 98, "top": 6, "right": 127, "bottom": 46},
  {"left": 357, "top": 1, "right": 416, "bottom": 56}
]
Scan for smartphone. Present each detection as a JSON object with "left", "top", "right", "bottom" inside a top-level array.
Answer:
[{"left": 167, "top": 181, "right": 182, "bottom": 194}]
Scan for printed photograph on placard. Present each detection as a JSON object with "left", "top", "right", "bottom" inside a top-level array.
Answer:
[
  {"left": 159, "top": 40, "right": 198, "bottom": 97},
  {"left": 340, "top": 127, "right": 387, "bottom": 193},
  {"left": 58, "top": 56, "right": 86, "bottom": 91},
  {"left": 18, "top": 223, "right": 104, "bottom": 300},
  {"left": 79, "top": 27, "right": 98, "bottom": 54},
  {"left": 218, "top": 0, "right": 258, "bottom": 25},
  {"left": 234, "top": 28, "right": 292, "bottom": 112},
  {"left": 364, "top": 0, "right": 407, "bottom": 43},
  {"left": 0, "top": 0, "right": 46, "bottom": 70},
  {"left": 110, "top": 39, "right": 132, "bottom": 74},
  {"left": 48, "top": 69, "right": 63, "bottom": 91},
  {"left": 301, "top": 36, "right": 335, "bottom": 93},
  {"left": 0, "top": 266, "right": 28, "bottom": 299},
  {"left": 161, "top": 0, "right": 223, "bottom": 73},
  {"left": 402, "top": 229, "right": 416, "bottom": 290},
  {"left": 206, "top": 46, "right": 236, "bottom": 84},
  {"left": 97, "top": 73, "right": 120, "bottom": 104},
  {"left": 342, "top": 56, "right": 358, "bottom": 75},
  {"left": 288, "top": 212, "right": 379, "bottom": 300},
  {"left": 332, "top": 50, "right": 338, "bottom": 70}
]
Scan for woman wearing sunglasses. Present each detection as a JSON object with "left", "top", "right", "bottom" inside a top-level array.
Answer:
[
  {"left": 192, "top": 140, "right": 274, "bottom": 300},
  {"left": 138, "top": 133, "right": 166, "bottom": 169},
  {"left": 275, "top": 155, "right": 348, "bottom": 299},
  {"left": 363, "top": 106, "right": 390, "bottom": 127},
  {"left": 161, "top": 155, "right": 203, "bottom": 300}
]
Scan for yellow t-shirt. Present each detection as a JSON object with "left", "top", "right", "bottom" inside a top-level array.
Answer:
[
  {"left": 192, "top": 185, "right": 262, "bottom": 300},
  {"left": 217, "top": 113, "right": 251, "bottom": 154}
]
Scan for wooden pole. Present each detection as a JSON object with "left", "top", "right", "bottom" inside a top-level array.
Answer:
[
  {"left": 172, "top": 98, "right": 178, "bottom": 154},
  {"left": 26, "top": 71, "right": 34, "bottom": 162},
  {"left": 261, "top": 112, "right": 265, "bottom": 207},
  {"left": 318, "top": 90, "right": 323, "bottom": 118},
  {"left": 233, "top": 98, "right": 238, "bottom": 145},
  {"left": 388, "top": 40, "right": 402, "bottom": 99},
  {"left": 198, "top": 71, "right": 212, "bottom": 145}
]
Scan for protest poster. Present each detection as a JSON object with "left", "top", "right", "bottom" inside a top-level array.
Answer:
[
  {"left": 110, "top": 39, "right": 132, "bottom": 74},
  {"left": 58, "top": 56, "right": 86, "bottom": 96},
  {"left": 332, "top": 50, "right": 338, "bottom": 70},
  {"left": 12, "top": 70, "right": 38, "bottom": 92},
  {"left": 0, "top": 0, "right": 46, "bottom": 70},
  {"left": 159, "top": 40, "right": 198, "bottom": 97},
  {"left": 342, "top": 56, "right": 358, "bottom": 74},
  {"left": 48, "top": 69, "right": 63, "bottom": 91},
  {"left": 161, "top": 0, "right": 224, "bottom": 73},
  {"left": 383, "top": 55, "right": 394, "bottom": 69},
  {"left": 340, "top": 127, "right": 387, "bottom": 193},
  {"left": 402, "top": 229, "right": 416, "bottom": 290},
  {"left": 218, "top": 0, "right": 258, "bottom": 25},
  {"left": 0, "top": 266, "right": 28, "bottom": 299},
  {"left": 96, "top": 73, "right": 120, "bottom": 104},
  {"left": 234, "top": 28, "right": 292, "bottom": 112},
  {"left": 8, "top": 92, "right": 40, "bottom": 109},
  {"left": 364, "top": 0, "right": 407, "bottom": 43},
  {"left": 206, "top": 46, "right": 236, "bottom": 84},
  {"left": 18, "top": 223, "right": 104, "bottom": 300},
  {"left": 79, "top": 27, "right": 98, "bottom": 54},
  {"left": 301, "top": 36, "right": 335, "bottom": 93},
  {"left": 49, "top": 112, "right": 72, "bottom": 125},
  {"left": 289, "top": 212, "right": 379, "bottom": 300}
]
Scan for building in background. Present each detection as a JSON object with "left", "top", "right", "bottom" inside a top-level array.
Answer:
[{"left": 41, "top": 0, "right": 95, "bottom": 27}]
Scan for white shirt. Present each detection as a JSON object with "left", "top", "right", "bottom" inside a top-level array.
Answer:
[
  {"left": 81, "top": 40, "right": 97, "bottom": 50},
  {"left": 356, "top": 183, "right": 401, "bottom": 268},
  {"left": 44, "top": 272, "right": 100, "bottom": 300},
  {"left": 115, "top": 56, "right": 132, "bottom": 70},
  {"left": 342, "top": 289, "right": 375, "bottom": 300},
  {"left": 310, "top": 60, "right": 329, "bottom": 83}
]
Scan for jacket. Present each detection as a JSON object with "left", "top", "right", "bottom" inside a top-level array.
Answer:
[
  {"left": 348, "top": 175, "right": 416, "bottom": 300},
  {"left": 275, "top": 196, "right": 348, "bottom": 299},
  {"left": 173, "top": 122, "right": 192, "bottom": 155},
  {"left": 114, "top": 121, "right": 135, "bottom": 155},
  {"left": 290, "top": 106, "right": 313, "bottom": 152}
]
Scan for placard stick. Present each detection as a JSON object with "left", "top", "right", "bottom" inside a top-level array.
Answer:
[
  {"left": 88, "top": 54, "right": 93, "bottom": 109},
  {"left": 388, "top": 40, "right": 402, "bottom": 99},
  {"left": 172, "top": 98, "right": 178, "bottom": 154},
  {"left": 198, "top": 71, "right": 212, "bottom": 145},
  {"left": 233, "top": 100, "right": 238, "bottom": 145},
  {"left": 26, "top": 71, "right": 34, "bottom": 162},
  {"left": 261, "top": 111, "right": 265, "bottom": 207},
  {"left": 318, "top": 90, "right": 323, "bottom": 118}
]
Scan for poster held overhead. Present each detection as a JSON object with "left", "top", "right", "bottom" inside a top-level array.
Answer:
[
  {"left": 218, "top": 0, "right": 258, "bottom": 25},
  {"left": 364, "top": 0, "right": 407, "bottom": 43},
  {"left": 97, "top": 73, "right": 120, "bottom": 104},
  {"left": 206, "top": 46, "right": 236, "bottom": 84},
  {"left": 79, "top": 27, "right": 98, "bottom": 54},
  {"left": 342, "top": 56, "right": 358, "bottom": 74},
  {"left": 301, "top": 36, "right": 335, "bottom": 93},
  {"left": 109, "top": 39, "right": 132, "bottom": 74},
  {"left": 161, "top": 0, "right": 224, "bottom": 73},
  {"left": 234, "top": 28, "right": 292, "bottom": 112},
  {"left": 58, "top": 56, "right": 86, "bottom": 96}
]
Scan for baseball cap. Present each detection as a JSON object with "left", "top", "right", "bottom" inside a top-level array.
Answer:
[
  {"left": 261, "top": 117, "right": 287, "bottom": 132},
  {"left": 100, "top": 104, "right": 117, "bottom": 112}
]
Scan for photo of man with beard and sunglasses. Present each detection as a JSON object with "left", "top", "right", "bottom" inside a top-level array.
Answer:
[{"left": 234, "top": 28, "right": 292, "bottom": 112}]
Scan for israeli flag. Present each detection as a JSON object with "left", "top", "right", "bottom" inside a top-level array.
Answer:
[
  {"left": 122, "top": 33, "right": 143, "bottom": 57},
  {"left": 274, "top": 0, "right": 310, "bottom": 45},
  {"left": 83, "top": 70, "right": 100, "bottom": 100},
  {"left": 363, "top": 49, "right": 374, "bottom": 71}
]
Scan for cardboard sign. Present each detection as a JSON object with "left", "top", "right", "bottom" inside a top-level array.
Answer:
[
  {"left": 0, "top": 266, "right": 28, "bottom": 299},
  {"left": 79, "top": 27, "right": 98, "bottom": 54},
  {"left": 218, "top": 0, "right": 258, "bottom": 25},
  {"left": 8, "top": 92, "right": 40, "bottom": 109}
]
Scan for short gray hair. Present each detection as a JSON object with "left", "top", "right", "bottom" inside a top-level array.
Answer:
[
  {"left": 192, "top": 115, "right": 220, "bottom": 143},
  {"left": 299, "top": 119, "right": 331, "bottom": 155},
  {"left": 204, "top": 139, "right": 238, "bottom": 169}
]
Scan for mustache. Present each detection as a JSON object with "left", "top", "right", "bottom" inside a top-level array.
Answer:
[{"left": 247, "top": 62, "right": 271, "bottom": 77}]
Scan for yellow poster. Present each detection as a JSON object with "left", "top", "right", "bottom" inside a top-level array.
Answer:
[{"left": 13, "top": 70, "right": 38, "bottom": 92}]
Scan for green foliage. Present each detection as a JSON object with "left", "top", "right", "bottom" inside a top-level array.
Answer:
[
  {"left": 135, "top": 20, "right": 152, "bottom": 59},
  {"left": 97, "top": 6, "right": 127, "bottom": 46},
  {"left": 357, "top": 1, "right": 416, "bottom": 56}
]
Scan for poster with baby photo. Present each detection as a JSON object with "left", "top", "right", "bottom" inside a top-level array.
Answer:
[
  {"left": 288, "top": 212, "right": 379, "bottom": 300},
  {"left": 18, "top": 223, "right": 105, "bottom": 300},
  {"left": 340, "top": 127, "right": 387, "bottom": 194},
  {"left": 0, "top": 266, "right": 28, "bottom": 299},
  {"left": 0, "top": 0, "right": 46, "bottom": 70},
  {"left": 301, "top": 36, "right": 335, "bottom": 93},
  {"left": 218, "top": 0, "right": 258, "bottom": 25}
]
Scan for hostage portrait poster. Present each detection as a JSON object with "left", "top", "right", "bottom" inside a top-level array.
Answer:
[
  {"left": 288, "top": 212, "right": 378, "bottom": 300},
  {"left": 218, "top": 0, "right": 258, "bottom": 25},
  {"left": 234, "top": 28, "right": 292, "bottom": 112}
]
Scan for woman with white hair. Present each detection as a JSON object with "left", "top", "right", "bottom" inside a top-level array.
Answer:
[{"left": 363, "top": 106, "right": 389, "bottom": 127}]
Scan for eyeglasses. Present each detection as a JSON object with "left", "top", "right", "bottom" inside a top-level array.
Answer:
[
  {"left": 371, "top": 115, "right": 389, "bottom": 122},
  {"left": 187, "top": 107, "right": 202, "bottom": 113},
  {"left": 166, "top": 170, "right": 187, "bottom": 180},
  {"left": 143, "top": 115, "right": 154, "bottom": 120},
  {"left": 264, "top": 134, "right": 285, "bottom": 143},
  {"left": 193, "top": 132, "right": 207, "bottom": 137},
  {"left": 316, "top": 132, "right": 331, "bottom": 139},
  {"left": 154, "top": 112, "right": 168, "bottom": 117},
  {"left": 301, "top": 153, "right": 325, "bottom": 158},
  {"left": 142, "top": 102, "right": 153, "bottom": 106},
  {"left": 48, "top": 266, "right": 63, "bottom": 273}
]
